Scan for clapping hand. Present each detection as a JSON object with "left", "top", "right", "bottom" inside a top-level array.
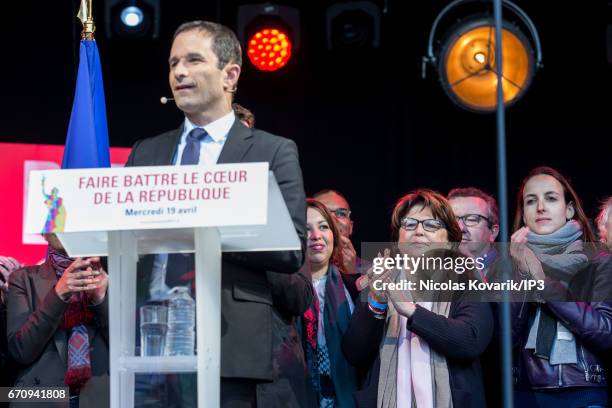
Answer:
[
  {"left": 386, "top": 285, "right": 417, "bottom": 318},
  {"left": 363, "top": 248, "right": 396, "bottom": 304},
  {"left": 55, "top": 257, "right": 108, "bottom": 304},
  {"left": 510, "top": 227, "right": 545, "bottom": 280},
  {"left": 339, "top": 236, "right": 358, "bottom": 274}
]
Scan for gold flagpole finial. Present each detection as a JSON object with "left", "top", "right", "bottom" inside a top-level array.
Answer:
[{"left": 78, "top": 0, "right": 95, "bottom": 40}]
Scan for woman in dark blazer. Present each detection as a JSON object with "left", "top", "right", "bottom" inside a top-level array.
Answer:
[
  {"left": 6, "top": 234, "right": 109, "bottom": 408},
  {"left": 342, "top": 189, "right": 493, "bottom": 408}
]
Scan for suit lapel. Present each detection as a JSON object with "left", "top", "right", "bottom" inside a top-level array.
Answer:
[
  {"left": 216, "top": 120, "right": 254, "bottom": 164},
  {"left": 33, "top": 263, "right": 69, "bottom": 364},
  {"left": 54, "top": 329, "right": 68, "bottom": 365},
  {"left": 159, "top": 125, "right": 184, "bottom": 165},
  {"left": 32, "top": 262, "right": 57, "bottom": 300}
]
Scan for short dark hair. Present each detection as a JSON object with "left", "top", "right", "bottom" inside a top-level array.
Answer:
[
  {"left": 390, "top": 189, "right": 462, "bottom": 245},
  {"left": 173, "top": 21, "right": 242, "bottom": 69},
  {"left": 233, "top": 103, "right": 255, "bottom": 128},
  {"left": 312, "top": 189, "right": 351, "bottom": 210},
  {"left": 447, "top": 187, "right": 499, "bottom": 226}
]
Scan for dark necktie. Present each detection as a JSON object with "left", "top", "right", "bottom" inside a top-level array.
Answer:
[
  {"left": 180, "top": 127, "right": 208, "bottom": 165},
  {"left": 165, "top": 128, "right": 206, "bottom": 289}
]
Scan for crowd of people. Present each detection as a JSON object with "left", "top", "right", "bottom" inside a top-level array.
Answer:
[{"left": 1, "top": 19, "right": 611, "bottom": 408}]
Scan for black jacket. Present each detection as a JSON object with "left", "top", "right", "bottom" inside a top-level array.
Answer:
[
  {"left": 512, "top": 253, "right": 612, "bottom": 390},
  {"left": 341, "top": 293, "right": 493, "bottom": 408},
  {"left": 6, "top": 263, "right": 109, "bottom": 408},
  {"left": 126, "top": 120, "right": 307, "bottom": 381},
  {"left": 0, "top": 291, "right": 18, "bottom": 408},
  {"left": 255, "top": 269, "right": 316, "bottom": 408}
]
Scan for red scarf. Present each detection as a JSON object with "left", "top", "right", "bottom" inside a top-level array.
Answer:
[{"left": 47, "top": 246, "right": 94, "bottom": 394}]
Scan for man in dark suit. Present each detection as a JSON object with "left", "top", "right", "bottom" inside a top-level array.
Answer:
[
  {"left": 448, "top": 187, "right": 501, "bottom": 407},
  {"left": 126, "top": 20, "right": 307, "bottom": 407}
]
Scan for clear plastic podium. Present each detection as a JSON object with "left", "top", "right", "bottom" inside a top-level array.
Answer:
[{"left": 55, "top": 172, "right": 301, "bottom": 408}]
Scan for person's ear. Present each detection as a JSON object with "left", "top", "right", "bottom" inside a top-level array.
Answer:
[
  {"left": 566, "top": 201, "right": 576, "bottom": 220},
  {"left": 490, "top": 224, "right": 500, "bottom": 242},
  {"left": 223, "top": 63, "right": 241, "bottom": 92}
]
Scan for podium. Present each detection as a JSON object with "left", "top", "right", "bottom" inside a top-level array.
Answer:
[{"left": 24, "top": 163, "right": 301, "bottom": 408}]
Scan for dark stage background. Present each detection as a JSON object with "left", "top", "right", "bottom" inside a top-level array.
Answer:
[{"left": 1, "top": 1, "right": 610, "bottom": 245}]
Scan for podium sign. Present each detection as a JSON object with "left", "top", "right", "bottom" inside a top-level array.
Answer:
[
  {"left": 24, "top": 162, "right": 268, "bottom": 234},
  {"left": 21, "top": 162, "right": 301, "bottom": 408}
]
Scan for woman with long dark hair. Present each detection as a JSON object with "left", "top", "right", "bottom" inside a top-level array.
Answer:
[
  {"left": 511, "top": 166, "right": 612, "bottom": 407},
  {"left": 300, "top": 198, "right": 358, "bottom": 407}
]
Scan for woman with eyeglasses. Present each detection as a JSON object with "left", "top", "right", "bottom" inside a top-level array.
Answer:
[
  {"left": 511, "top": 166, "right": 612, "bottom": 408},
  {"left": 342, "top": 189, "right": 493, "bottom": 408},
  {"left": 299, "top": 198, "right": 359, "bottom": 407}
]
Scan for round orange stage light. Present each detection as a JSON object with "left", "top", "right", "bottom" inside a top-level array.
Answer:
[
  {"left": 439, "top": 21, "right": 534, "bottom": 112},
  {"left": 247, "top": 28, "right": 293, "bottom": 72}
]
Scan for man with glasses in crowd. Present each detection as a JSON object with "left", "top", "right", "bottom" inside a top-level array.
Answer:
[
  {"left": 448, "top": 187, "right": 500, "bottom": 281},
  {"left": 448, "top": 187, "right": 501, "bottom": 407}
]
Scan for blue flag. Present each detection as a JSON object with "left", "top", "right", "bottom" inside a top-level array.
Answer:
[{"left": 62, "top": 40, "right": 110, "bottom": 169}]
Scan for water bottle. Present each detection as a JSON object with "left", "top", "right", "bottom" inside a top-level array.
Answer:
[{"left": 165, "top": 286, "right": 195, "bottom": 356}]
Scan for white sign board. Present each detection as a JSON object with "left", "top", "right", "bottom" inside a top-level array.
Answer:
[{"left": 24, "top": 163, "right": 269, "bottom": 234}]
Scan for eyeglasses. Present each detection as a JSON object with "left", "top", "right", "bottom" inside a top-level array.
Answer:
[
  {"left": 456, "top": 214, "right": 492, "bottom": 227},
  {"left": 400, "top": 217, "right": 446, "bottom": 232},
  {"left": 329, "top": 208, "right": 351, "bottom": 219}
]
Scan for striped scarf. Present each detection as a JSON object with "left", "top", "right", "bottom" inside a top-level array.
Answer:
[{"left": 47, "top": 246, "right": 94, "bottom": 395}]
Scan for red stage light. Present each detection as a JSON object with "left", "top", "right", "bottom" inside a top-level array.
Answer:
[{"left": 247, "top": 28, "right": 292, "bottom": 71}]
